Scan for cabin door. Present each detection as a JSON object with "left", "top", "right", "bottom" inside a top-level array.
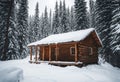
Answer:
[{"left": 51, "top": 48, "right": 56, "bottom": 61}]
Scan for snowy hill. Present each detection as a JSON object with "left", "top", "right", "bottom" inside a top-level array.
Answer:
[{"left": 0, "top": 57, "right": 120, "bottom": 82}]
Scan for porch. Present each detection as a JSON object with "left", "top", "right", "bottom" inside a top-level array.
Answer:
[
  {"left": 29, "top": 60, "right": 83, "bottom": 66},
  {"left": 28, "top": 42, "right": 79, "bottom": 66}
]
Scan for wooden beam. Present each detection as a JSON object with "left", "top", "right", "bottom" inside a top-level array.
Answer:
[
  {"left": 56, "top": 44, "right": 59, "bottom": 61},
  {"left": 75, "top": 43, "right": 78, "bottom": 62},
  {"left": 39, "top": 46, "right": 41, "bottom": 60},
  {"left": 30, "top": 47, "right": 32, "bottom": 61},
  {"left": 35, "top": 46, "right": 38, "bottom": 62},
  {"left": 42, "top": 46, "right": 45, "bottom": 61},
  {"left": 49, "top": 45, "right": 51, "bottom": 61}
]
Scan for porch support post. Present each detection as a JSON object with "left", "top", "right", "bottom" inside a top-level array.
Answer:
[
  {"left": 42, "top": 46, "right": 45, "bottom": 61},
  {"left": 35, "top": 46, "right": 38, "bottom": 62},
  {"left": 39, "top": 46, "right": 41, "bottom": 60},
  {"left": 30, "top": 46, "right": 32, "bottom": 61},
  {"left": 75, "top": 43, "right": 78, "bottom": 62},
  {"left": 56, "top": 44, "right": 58, "bottom": 61},
  {"left": 49, "top": 45, "right": 51, "bottom": 61}
]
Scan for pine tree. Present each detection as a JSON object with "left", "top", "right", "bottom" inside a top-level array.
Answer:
[
  {"left": 61, "top": 0, "right": 68, "bottom": 32},
  {"left": 58, "top": 0, "right": 63, "bottom": 33},
  {"left": 0, "top": 0, "right": 19, "bottom": 60},
  {"left": 39, "top": 13, "right": 44, "bottom": 38},
  {"left": 52, "top": 1, "right": 59, "bottom": 34},
  {"left": 89, "top": 0, "right": 95, "bottom": 28},
  {"left": 109, "top": 0, "right": 120, "bottom": 67},
  {"left": 66, "top": 7, "right": 71, "bottom": 32},
  {"left": 17, "top": 0, "right": 28, "bottom": 59},
  {"left": 43, "top": 7, "right": 49, "bottom": 37},
  {"left": 95, "top": 0, "right": 115, "bottom": 63},
  {"left": 33, "top": 2, "right": 40, "bottom": 41},
  {"left": 110, "top": 0, "right": 120, "bottom": 53},
  {"left": 49, "top": 9, "right": 52, "bottom": 35},
  {"left": 7, "top": 0, "right": 19, "bottom": 59},
  {"left": 28, "top": 16, "right": 34, "bottom": 43},
  {"left": 69, "top": 6, "right": 76, "bottom": 31},
  {"left": 0, "top": 0, "right": 8, "bottom": 59},
  {"left": 74, "top": 0, "right": 88, "bottom": 30}
]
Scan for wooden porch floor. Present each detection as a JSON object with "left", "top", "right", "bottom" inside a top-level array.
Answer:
[{"left": 29, "top": 60, "right": 83, "bottom": 66}]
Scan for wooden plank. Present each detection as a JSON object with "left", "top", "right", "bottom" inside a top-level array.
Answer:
[
  {"left": 42, "top": 46, "right": 45, "bottom": 61},
  {"left": 35, "top": 46, "right": 38, "bottom": 62},
  {"left": 49, "top": 61, "right": 83, "bottom": 66},
  {"left": 39, "top": 46, "right": 41, "bottom": 60},
  {"left": 30, "top": 47, "right": 32, "bottom": 61},
  {"left": 43, "top": 41, "right": 78, "bottom": 47},
  {"left": 55, "top": 44, "right": 59, "bottom": 61},
  {"left": 49, "top": 45, "right": 51, "bottom": 61},
  {"left": 56, "top": 44, "right": 58, "bottom": 61},
  {"left": 75, "top": 43, "right": 78, "bottom": 62}
]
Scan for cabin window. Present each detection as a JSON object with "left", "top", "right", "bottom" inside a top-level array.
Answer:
[
  {"left": 70, "top": 47, "right": 75, "bottom": 55},
  {"left": 88, "top": 47, "right": 93, "bottom": 55}
]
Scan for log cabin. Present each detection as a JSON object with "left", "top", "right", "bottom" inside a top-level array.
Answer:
[{"left": 28, "top": 28, "right": 102, "bottom": 66}]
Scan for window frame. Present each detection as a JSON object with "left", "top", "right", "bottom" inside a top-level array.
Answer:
[
  {"left": 89, "top": 47, "right": 93, "bottom": 55},
  {"left": 70, "top": 47, "right": 75, "bottom": 56}
]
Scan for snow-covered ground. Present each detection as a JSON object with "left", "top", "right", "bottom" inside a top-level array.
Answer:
[
  {"left": 0, "top": 57, "right": 120, "bottom": 82},
  {"left": 0, "top": 67, "right": 23, "bottom": 82}
]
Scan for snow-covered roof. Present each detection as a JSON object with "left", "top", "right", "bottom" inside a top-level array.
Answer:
[{"left": 28, "top": 28, "right": 100, "bottom": 46}]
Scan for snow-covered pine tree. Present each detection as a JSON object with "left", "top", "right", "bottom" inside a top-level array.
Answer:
[
  {"left": 74, "top": 0, "right": 88, "bottom": 30},
  {"left": 58, "top": 0, "right": 63, "bottom": 33},
  {"left": 69, "top": 6, "right": 76, "bottom": 31},
  {"left": 49, "top": 9, "right": 52, "bottom": 35},
  {"left": 109, "top": 0, "right": 120, "bottom": 67},
  {"left": 86, "top": 11, "right": 90, "bottom": 28},
  {"left": 66, "top": 7, "right": 71, "bottom": 32},
  {"left": 33, "top": 2, "right": 40, "bottom": 41},
  {"left": 95, "top": 0, "right": 114, "bottom": 63},
  {"left": 61, "top": 0, "right": 68, "bottom": 33},
  {"left": 7, "top": 0, "right": 19, "bottom": 59},
  {"left": 39, "top": 13, "right": 44, "bottom": 38},
  {"left": 17, "top": 0, "right": 28, "bottom": 59},
  {"left": 52, "top": 1, "right": 59, "bottom": 34},
  {"left": 0, "top": 0, "right": 19, "bottom": 60},
  {"left": 28, "top": 16, "right": 34, "bottom": 43},
  {"left": 89, "top": 0, "right": 95, "bottom": 28},
  {"left": 43, "top": 7, "right": 49, "bottom": 37},
  {"left": 0, "top": 0, "right": 8, "bottom": 59}
]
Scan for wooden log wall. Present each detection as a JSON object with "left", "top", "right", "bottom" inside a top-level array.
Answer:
[
  {"left": 57, "top": 43, "right": 76, "bottom": 61},
  {"left": 30, "top": 47, "right": 32, "bottom": 61},
  {"left": 75, "top": 43, "right": 78, "bottom": 62},
  {"left": 49, "top": 45, "right": 51, "bottom": 61},
  {"left": 77, "top": 34, "right": 99, "bottom": 64},
  {"left": 42, "top": 46, "right": 45, "bottom": 61},
  {"left": 35, "top": 46, "right": 38, "bottom": 62}
]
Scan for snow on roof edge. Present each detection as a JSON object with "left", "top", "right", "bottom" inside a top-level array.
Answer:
[{"left": 94, "top": 30, "right": 103, "bottom": 47}]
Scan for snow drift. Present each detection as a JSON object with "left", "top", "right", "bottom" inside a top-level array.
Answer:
[{"left": 0, "top": 67, "right": 23, "bottom": 82}]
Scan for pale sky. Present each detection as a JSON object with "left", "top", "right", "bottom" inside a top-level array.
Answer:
[{"left": 28, "top": 0, "right": 89, "bottom": 16}]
